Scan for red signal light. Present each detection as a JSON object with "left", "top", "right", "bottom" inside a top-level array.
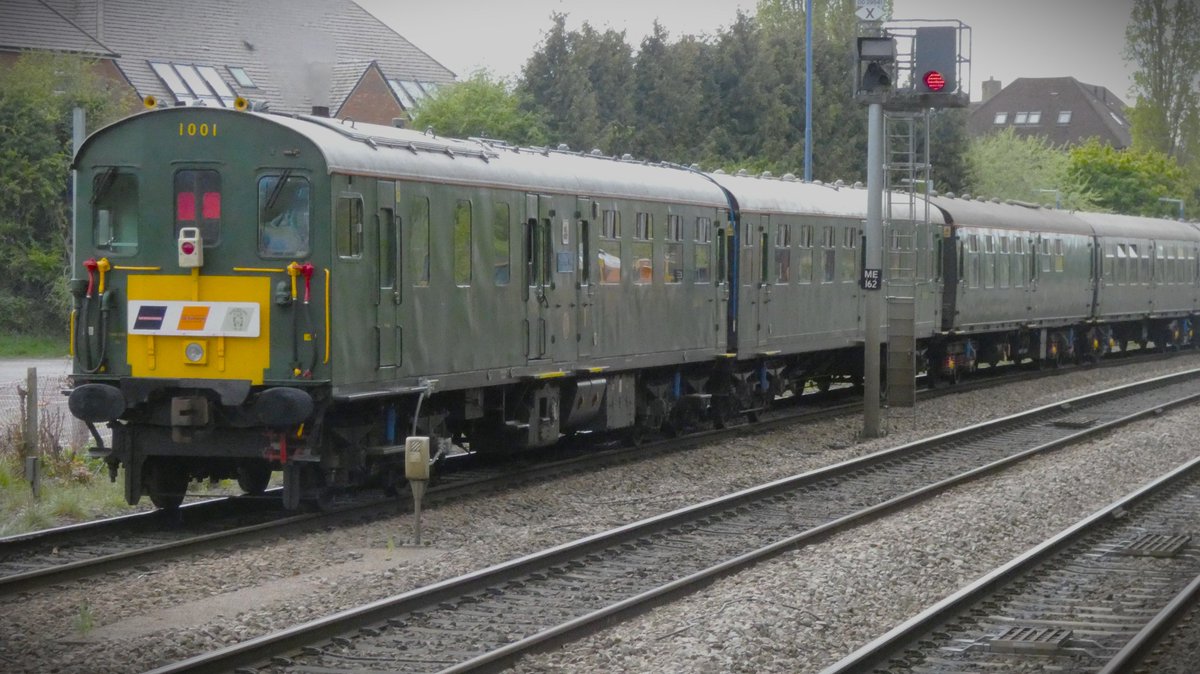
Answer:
[
  {"left": 923, "top": 70, "right": 946, "bottom": 92},
  {"left": 181, "top": 241, "right": 196, "bottom": 255}
]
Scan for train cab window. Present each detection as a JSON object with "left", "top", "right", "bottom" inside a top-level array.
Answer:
[
  {"left": 797, "top": 224, "right": 814, "bottom": 283},
  {"left": 335, "top": 195, "right": 363, "bottom": 259},
  {"left": 694, "top": 216, "right": 712, "bottom": 283},
  {"left": 633, "top": 212, "right": 653, "bottom": 285},
  {"left": 821, "top": 226, "right": 835, "bottom": 283},
  {"left": 257, "top": 174, "right": 310, "bottom": 258},
  {"left": 92, "top": 169, "right": 139, "bottom": 255},
  {"left": 774, "top": 223, "right": 791, "bottom": 284},
  {"left": 493, "top": 202, "right": 511, "bottom": 286},
  {"left": 454, "top": 200, "right": 472, "bottom": 286},
  {"left": 599, "top": 209, "right": 621, "bottom": 285},
  {"left": 174, "top": 169, "right": 220, "bottom": 245},
  {"left": 410, "top": 197, "right": 431, "bottom": 286},
  {"left": 665, "top": 214, "right": 683, "bottom": 283}
]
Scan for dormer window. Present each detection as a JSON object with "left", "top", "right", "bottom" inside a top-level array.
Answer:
[
  {"left": 993, "top": 112, "right": 1008, "bottom": 124},
  {"left": 1057, "top": 110, "right": 1072, "bottom": 124}
]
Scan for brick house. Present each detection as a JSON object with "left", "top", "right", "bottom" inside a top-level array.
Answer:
[{"left": 2, "top": 0, "right": 455, "bottom": 124}]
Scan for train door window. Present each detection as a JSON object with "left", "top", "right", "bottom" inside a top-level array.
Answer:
[
  {"left": 760, "top": 226, "right": 770, "bottom": 285},
  {"left": 1117, "top": 244, "right": 1129, "bottom": 284},
  {"left": 716, "top": 222, "right": 728, "bottom": 285},
  {"left": 258, "top": 174, "right": 311, "bottom": 257},
  {"left": 453, "top": 200, "right": 472, "bottom": 286},
  {"left": 633, "top": 212, "right": 653, "bottom": 285},
  {"left": 410, "top": 196, "right": 430, "bottom": 286},
  {"left": 335, "top": 195, "right": 363, "bottom": 259},
  {"left": 1038, "top": 239, "right": 1051, "bottom": 274},
  {"left": 378, "top": 209, "right": 396, "bottom": 292},
  {"left": 797, "top": 224, "right": 814, "bottom": 283},
  {"left": 1103, "top": 245, "right": 1114, "bottom": 280},
  {"left": 774, "top": 223, "right": 791, "bottom": 284},
  {"left": 841, "top": 226, "right": 858, "bottom": 282},
  {"left": 1140, "top": 245, "right": 1151, "bottom": 285},
  {"left": 1054, "top": 239, "right": 1065, "bottom": 272},
  {"left": 998, "top": 236, "right": 1010, "bottom": 288},
  {"left": 1012, "top": 237, "right": 1024, "bottom": 287},
  {"left": 174, "top": 169, "right": 220, "bottom": 244},
  {"left": 665, "top": 214, "right": 683, "bottom": 283},
  {"left": 983, "top": 236, "right": 995, "bottom": 288},
  {"left": 599, "top": 209, "right": 621, "bottom": 284},
  {"left": 1157, "top": 244, "right": 1167, "bottom": 284},
  {"left": 822, "top": 226, "right": 835, "bottom": 283},
  {"left": 493, "top": 202, "right": 511, "bottom": 285},
  {"left": 92, "top": 169, "right": 139, "bottom": 254},
  {"left": 578, "top": 218, "right": 591, "bottom": 287},
  {"left": 965, "top": 234, "right": 978, "bottom": 288},
  {"left": 694, "top": 216, "right": 712, "bottom": 283}
]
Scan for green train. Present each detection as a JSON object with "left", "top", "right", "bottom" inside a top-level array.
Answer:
[{"left": 67, "top": 105, "right": 1198, "bottom": 509}]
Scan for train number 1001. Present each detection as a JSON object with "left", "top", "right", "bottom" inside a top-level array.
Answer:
[{"left": 179, "top": 122, "right": 217, "bottom": 137}]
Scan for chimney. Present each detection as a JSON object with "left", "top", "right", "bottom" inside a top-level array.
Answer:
[{"left": 982, "top": 77, "right": 1001, "bottom": 102}]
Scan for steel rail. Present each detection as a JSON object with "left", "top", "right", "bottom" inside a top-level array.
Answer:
[
  {"left": 821, "top": 455, "right": 1200, "bottom": 673},
  {"left": 1099, "top": 572, "right": 1200, "bottom": 674},
  {"left": 144, "top": 368, "right": 1200, "bottom": 674}
]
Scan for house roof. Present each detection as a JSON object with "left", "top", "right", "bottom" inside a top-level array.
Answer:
[
  {"left": 968, "top": 77, "right": 1132, "bottom": 148},
  {"left": 0, "top": 0, "right": 115, "bottom": 56},
  {"left": 38, "top": 0, "right": 455, "bottom": 115}
]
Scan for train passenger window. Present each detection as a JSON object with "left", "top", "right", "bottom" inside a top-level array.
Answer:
[
  {"left": 257, "top": 174, "right": 310, "bottom": 258},
  {"left": 599, "top": 210, "right": 621, "bottom": 285},
  {"left": 633, "top": 212, "right": 653, "bottom": 285},
  {"left": 493, "top": 203, "right": 510, "bottom": 285},
  {"left": 174, "top": 169, "right": 220, "bottom": 245},
  {"left": 998, "top": 240, "right": 1010, "bottom": 288},
  {"left": 1140, "top": 246, "right": 1151, "bottom": 285},
  {"left": 1103, "top": 246, "right": 1114, "bottom": 280},
  {"left": 92, "top": 169, "right": 139, "bottom": 255},
  {"left": 1012, "top": 237, "right": 1025, "bottom": 288},
  {"left": 454, "top": 200, "right": 472, "bottom": 286},
  {"left": 410, "top": 197, "right": 430, "bottom": 286},
  {"left": 822, "top": 226, "right": 835, "bottom": 283},
  {"left": 1040, "top": 239, "right": 1052, "bottom": 273},
  {"left": 841, "top": 227, "right": 858, "bottom": 282},
  {"left": 665, "top": 214, "right": 683, "bottom": 284},
  {"left": 775, "top": 224, "right": 791, "bottom": 284},
  {"left": 694, "top": 217, "right": 712, "bottom": 283},
  {"left": 1158, "top": 245, "right": 1167, "bottom": 284},
  {"left": 797, "top": 224, "right": 814, "bottom": 284},
  {"left": 1054, "top": 239, "right": 1064, "bottom": 273},
  {"left": 335, "top": 195, "right": 363, "bottom": 259},
  {"left": 1116, "top": 244, "right": 1128, "bottom": 284}
]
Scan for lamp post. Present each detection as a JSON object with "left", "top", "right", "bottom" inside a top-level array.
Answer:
[{"left": 1159, "top": 197, "right": 1185, "bottom": 220}]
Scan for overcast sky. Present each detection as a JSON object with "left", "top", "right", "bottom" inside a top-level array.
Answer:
[{"left": 356, "top": 0, "right": 1138, "bottom": 105}]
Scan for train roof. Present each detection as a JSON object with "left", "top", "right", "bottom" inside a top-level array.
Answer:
[
  {"left": 930, "top": 196, "right": 1095, "bottom": 236},
  {"left": 1072, "top": 211, "right": 1200, "bottom": 242},
  {"left": 706, "top": 173, "right": 943, "bottom": 223},
  {"left": 259, "top": 113, "right": 732, "bottom": 208}
]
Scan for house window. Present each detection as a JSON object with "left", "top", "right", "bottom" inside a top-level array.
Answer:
[
  {"left": 228, "top": 66, "right": 255, "bottom": 88},
  {"left": 993, "top": 112, "right": 1008, "bottom": 124},
  {"left": 1057, "top": 110, "right": 1072, "bottom": 124},
  {"left": 1014, "top": 112, "right": 1029, "bottom": 124},
  {"left": 1027, "top": 111, "right": 1042, "bottom": 124},
  {"left": 150, "top": 61, "right": 237, "bottom": 107}
]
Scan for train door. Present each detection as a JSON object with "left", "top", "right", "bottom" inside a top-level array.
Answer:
[
  {"left": 715, "top": 210, "right": 733, "bottom": 352},
  {"left": 375, "top": 180, "right": 399, "bottom": 373},
  {"left": 576, "top": 197, "right": 596, "bottom": 359},
  {"left": 523, "top": 194, "right": 577, "bottom": 365},
  {"left": 738, "top": 214, "right": 769, "bottom": 350}
]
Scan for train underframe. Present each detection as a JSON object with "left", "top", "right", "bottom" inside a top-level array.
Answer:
[{"left": 87, "top": 315, "right": 1193, "bottom": 510}]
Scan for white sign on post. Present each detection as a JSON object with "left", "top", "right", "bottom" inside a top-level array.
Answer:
[{"left": 855, "top": 0, "right": 887, "bottom": 21}]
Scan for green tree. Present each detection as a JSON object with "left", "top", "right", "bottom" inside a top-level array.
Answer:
[
  {"left": 1067, "top": 139, "right": 1188, "bottom": 217},
  {"left": 0, "top": 53, "right": 125, "bottom": 336},
  {"left": 411, "top": 71, "right": 548, "bottom": 146},
  {"left": 965, "top": 128, "right": 1095, "bottom": 210},
  {"left": 1124, "top": 0, "right": 1200, "bottom": 159}
]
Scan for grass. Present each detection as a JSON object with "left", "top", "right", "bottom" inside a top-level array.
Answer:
[
  {"left": 0, "top": 457, "right": 134, "bottom": 537},
  {"left": 0, "top": 333, "right": 68, "bottom": 358}
]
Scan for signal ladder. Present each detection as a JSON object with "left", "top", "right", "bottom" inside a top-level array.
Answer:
[{"left": 882, "top": 112, "right": 934, "bottom": 418}]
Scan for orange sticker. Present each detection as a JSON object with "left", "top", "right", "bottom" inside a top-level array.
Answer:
[{"left": 177, "top": 305, "right": 211, "bottom": 331}]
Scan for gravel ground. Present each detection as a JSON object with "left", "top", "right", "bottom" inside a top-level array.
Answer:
[{"left": 1, "top": 356, "right": 1199, "bottom": 673}]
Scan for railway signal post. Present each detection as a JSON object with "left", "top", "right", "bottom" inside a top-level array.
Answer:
[{"left": 855, "top": 17, "right": 969, "bottom": 438}]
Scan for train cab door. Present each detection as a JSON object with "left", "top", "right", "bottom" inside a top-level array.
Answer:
[
  {"left": 576, "top": 197, "right": 596, "bottom": 359},
  {"left": 524, "top": 194, "right": 577, "bottom": 366},
  {"left": 375, "top": 180, "right": 400, "bottom": 374}
]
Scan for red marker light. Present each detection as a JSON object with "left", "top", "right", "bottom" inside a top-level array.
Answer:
[
  {"left": 181, "top": 241, "right": 196, "bottom": 255},
  {"left": 923, "top": 70, "right": 946, "bottom": 92}
]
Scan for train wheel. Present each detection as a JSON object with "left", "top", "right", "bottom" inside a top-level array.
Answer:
[
  {"left": 145, "top": 459, "right": 188, "bottom": 510},
  {"left": 236, "top": 460, "right": 272, "bottom": 495}
]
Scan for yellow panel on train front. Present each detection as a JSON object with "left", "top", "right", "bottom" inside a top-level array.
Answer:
[{"left": 126, "top": 275, "right": 271, "bottom": 383}]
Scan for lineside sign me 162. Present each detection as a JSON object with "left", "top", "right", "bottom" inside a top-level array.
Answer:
[{"left": 862, "top": 268, "right": 882, "bottom": 290}]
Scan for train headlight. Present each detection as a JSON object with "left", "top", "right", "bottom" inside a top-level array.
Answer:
[{"left": 185, "top": 341, "right": 206, "bottom": 364}]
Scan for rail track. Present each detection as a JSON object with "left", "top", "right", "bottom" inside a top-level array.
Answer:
[
  {"left": 823, "top": 453, "right": 1200, "bottom": 673},
  {"left": 143, "top": 368, "right": 1200, "bottom": 674}
]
